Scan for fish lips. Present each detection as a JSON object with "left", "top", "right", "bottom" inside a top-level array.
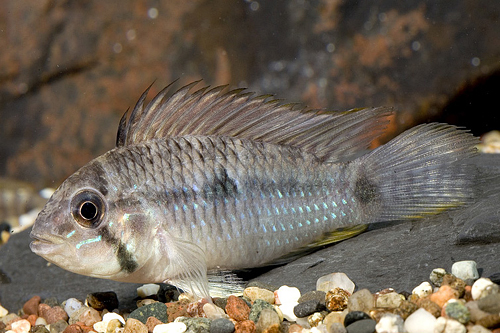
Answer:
[{"left": 29, "top": 231, "right": 65, "bottom": 256}]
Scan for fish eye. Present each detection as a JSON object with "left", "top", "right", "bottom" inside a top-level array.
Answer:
[{"left": 71, "top": 190, "right": 106, "bottom": 228}]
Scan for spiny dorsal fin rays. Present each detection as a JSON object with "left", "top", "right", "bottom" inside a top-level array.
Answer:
[{"left": 117, "top": 81, "right": 393, "bottom": 162}]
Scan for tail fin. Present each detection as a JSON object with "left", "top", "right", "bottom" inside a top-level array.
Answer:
[{"left": 361, "top": 123, "right": 479, "bottom": 220}]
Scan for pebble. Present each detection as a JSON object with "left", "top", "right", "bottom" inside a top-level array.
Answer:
[
  {"left": 86, "top": 292, "right": 119, "bottom": 311},
  {"left": 293, "top": 300, "right": 324, "bottom": 318},
  {"left": 278, "top": 302, "right": 298, "bottom": 323},
  {"left": 298, "top": 291, "right": 326, "bottom": 306},
  {"left": 204, "top": 303, "right": 227, "bottom": 319},
  {"left": 1, "top": 313, "right": 19, "bottom": 324},
  {"left": 0, "top": 305, "right": 9, "bottom": 317},
  {"left": 430, "top": 268, "right": 448, "bottom": 287},
  {"left": 316, "top": 273, "right": 355, "bottom": 295},
  {"left": 39, "top": 305, "right": 69, "bottom": 325},
  {"left": 31, "top": 325, "right": 50, "bottom": 333},
  {"left": 234, "top": 320, "right": 256, "bottom": 333},
  {"left": 343, "top": 311, "right": 371, "bottom": 327},
  {"left": 472, "top": 278, "right": 499, "bottom": 300},
  {"left": 468, "top": 325, "right": 493, "bottom": 333},
  {"left": 434, "top": 317, "right": 466, "bottom": 333},
  {"left": 50, "top": 319, "right": 69, "bottom": 333},
  {"left": 375, "top": 313, "right": 404, "bottom": 333},
  {"left": 323, "top": 311, "right": 347, "bottom": 330},
  {"left": 466, "top": 301, "right": 491, "bottom": 323},
  {"left": 476, "top": 314, "right": 500, "bottom": 329},
  {"left": 62, "top": 324, "right": 83, "bottom": 333},
  {"left": 344, "top": 318, "right": 376, "bottom": 333},
  {"left": 246, "top": 282, "right": 278, "bottom": 292},
  {"left": 154, "top": 322, "right": 188, "bottom": 333},
  {"left": 255, "top": 308, "right": 280, "bottom": 333},
  {"left": 412, "top": 282, "right": 433, "bottom": 298},
  {"left": 10, "top": 319, "right": 31, "bottom": 333},
  {"left": 73, "top": 307, "right": 101, "bottom": 327},
  {"left": 250, "top": 300, "right": 276, "bottom": 323},
  {"left": 430, "top": 285, "right": 457, "bottom": 308},
  {"left": 451, "top": 260, "right": 480, "bottom": 282},
  {"left": 275, "top": 286, "right": 301, "bottom": 305},
  {"left": 210, "top": 318, "right": 235, "bottom": 333},
  {"left": 307, "top": 312, "right": 323, "bottom": 327},
  {"left": 375, "top": 292, "right": 404, "bottom": 309},
  {"left": 243, "top": 288, "right": 275, "bottom": 304},
  {"left": 329, "top": 323, "right": 347, "bottom": 333},
  {"left": 124, "top": 318, "right": 148, "bottom": 333},
  {"left": 347, "top": 290, "right": 374, "bottom": 313},
  {"left": 404, "top": 308, "right": 436, "bottom": 333},
  {"left": 23, "top": 296, "right": 41, "bottom": 316},
  {"left": 63, "top": 299, "right": 83, "bottom": 318},
  {"left": 106, "top": 318, "right": 123, "bottom": 333},
  {"left": 129, "top": 302, "right": 168, "bottom": 324},
  {"left": 35, "top": 317, "right": 47, "bottom": 326},
  {"left": 477, "top": 293, "right": 500, "bottom": 313},
  {"left": 441, "top": 275, "right": 466, "bottom": 298},
  {"left": 146, "top": 316, "right": 164, "bottom": 331},
  {"left": 177, "top": 317, "right": 211, "bottom": 333},
  {"left": 326, "top": 288, "right": 350, "bottom": 312},
  {"left": 102, "top": 312, "right": 126, "bottom": 325},
  {"left": 138, "top": 284, "right": 161, "bottom": 298},
  {"left": 444, "top": 300, "right": 470, "bottom": 324},
  {"left": 226, "top": 295, "right": 251, "bottom": 321}
]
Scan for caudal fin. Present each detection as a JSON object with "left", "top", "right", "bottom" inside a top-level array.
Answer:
[{"left": 361, "top": 123, "right": 479, "bottom": 220}]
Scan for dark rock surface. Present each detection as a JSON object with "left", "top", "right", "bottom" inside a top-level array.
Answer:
[
  {"left": 1, "top": 155, "right": 499, "bottom": 313},
  {"left": 1, "top": 0, "right": 499, "bottom": 188}
]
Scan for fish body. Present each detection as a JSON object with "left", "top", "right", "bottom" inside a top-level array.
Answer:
[{"left": 30, "top": 81, "right": 478, "bottom": 299}]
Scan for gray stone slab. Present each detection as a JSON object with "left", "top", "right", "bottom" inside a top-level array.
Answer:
[{"left": 1, "top": 154, "right": 499, "bottom": 312}]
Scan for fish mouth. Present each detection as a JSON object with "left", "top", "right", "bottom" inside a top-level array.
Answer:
[{"left": 29, "top": 232, "right": 64, "bottom": 255}]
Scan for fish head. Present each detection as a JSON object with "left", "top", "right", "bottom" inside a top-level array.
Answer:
[{"left": 30, "top": 159, "right": 158, "bottom": 281}]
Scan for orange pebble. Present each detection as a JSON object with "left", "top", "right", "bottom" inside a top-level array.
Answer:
[
  {"left": 429, "top": 285, "right": 457, "bottom": 308},
  {"left": 27, "top": 314, "right": 38, "bottom": 326}
]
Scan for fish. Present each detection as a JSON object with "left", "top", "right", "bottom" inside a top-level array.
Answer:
[{"left": 30, "top": 80, "right": 479, "bottom": 300}]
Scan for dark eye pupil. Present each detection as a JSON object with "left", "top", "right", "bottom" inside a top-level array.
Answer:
[{"left": 80, "top": 201, "right": 98, "bottom": 220}]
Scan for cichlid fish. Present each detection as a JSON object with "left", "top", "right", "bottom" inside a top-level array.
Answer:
[{"left": 30, "top": 81, "right": 478, "bottom": 299}]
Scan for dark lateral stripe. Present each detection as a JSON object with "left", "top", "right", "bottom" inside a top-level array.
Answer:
[
  {"left": 101, "top": 227, "right": 139, "bottom": 274},
  {"left": 202, "top": 167, "right": 238, "bottom": 201}
]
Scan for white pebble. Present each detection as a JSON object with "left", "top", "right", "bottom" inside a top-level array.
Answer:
[
  {"left": 471, "top": 278, "right": 499, "bottom": 300},
  {"left": 451, "top": 260, "right": 479, "bottom": 281},
  {"left": 430, "top": 268, "right": 447, "bottom": 286},
  {"left": 10, "top": 319, "right": 31, "bottom": 333},
  {"left": 102, "top": 312, "right": 126, "bottom": 324},
  {"left": 93, "top": 321, "right": 107, "bottom": 333},
  {"left": 137, "top": 283, "right": 161, "bottom": 298},
  {"left": 64, "top": 298, "right": 84, "bottom": 317},
  {"left": 434, "top": 317, "right": 466, "bottom": 333},
  {"left": 279, "top": 302, "right": 299, "bottom": 322},
  {"left": 153, "top": 322, "right": 187, "bottom": 333},
  {"left": 276, "top": 285, "right": 301, "bottom": 305},
  {"left": 35, "top": 317, "right": 47, "bottom": 326},
  {"left": 468, "top": 324, "right": 493, "bottom": 333},
  {"left": 0, "top": 305, "right": 8, "bottom": 317},
  {"left": 316, "top": 272, "right": 355, "bottom": 294},
  {"left": 203, "top": 303, "right": 226, "bottom": 319},
  {"left": 375, "top": 313, "right": 404, "bottom": 333},
  {"left": 412, "top": 281, "right": 433, "bottom": 298},
  {"left": 404, "top": 308, "right": 436, "bottom": 333}
]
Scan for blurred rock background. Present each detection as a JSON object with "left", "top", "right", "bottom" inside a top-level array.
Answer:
[{"left": 1, "top": 0, "right": 499, "bottom": 190}]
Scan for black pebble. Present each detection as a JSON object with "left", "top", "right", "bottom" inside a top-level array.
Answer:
[
  {"left": 343, "top": 311, "right": 371, "bottom": 327},
  {"left": 213, "top": 297, "right": 228, "bottom": 311},
  {"left": 487, "top": 272, "right": 500, "bottom": 285},
  {"left": 210, "top": 318, "right": 235, "bottom": 333},
  {"left": 86, "top": 291, "right": 119, "bottom": 311},
  {"left": 129, "top": 302, "right": 168, "bottom": 324},
  {"left": 298, "top": 291, "right": 327, "bottom": 306},
  {"left": 0, "top": 222, "right": 11, "bottom": 233},
  {"left": 293, "top": 300, "right": 326, "bottom": 318},
  {"left": 157, "top": 284, "right": 181, "bottom": 303},
  {"left": 345, "top": 318, "right": 376, "bottom": 333}
]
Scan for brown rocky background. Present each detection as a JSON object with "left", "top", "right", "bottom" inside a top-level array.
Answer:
[{"left": 1, "top": 0, "right": 499, "bottom": 189}]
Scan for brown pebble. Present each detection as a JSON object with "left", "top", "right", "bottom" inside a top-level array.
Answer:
[
  {"left": 187, "top": 299, "right": 208, "bottom": 317},
  {"left": 429, "top": 285, "right": 457, "bottom": 308},
  {"left": 226, "top": 295, "right": 251, "bottom": 322},
  {"left": 74, "top": 322, "right": 95, "bottom": 333},
  {"left": 416, "top": 298, "right": 441, "bottom": 317},
  {"left": 395, "top": 300, "right": 419, "bottom": 320},
  {"left": 235, "top": 320, "right": 256, "bottom": 333},
  {"left": 288, "top": 323, "right": 303, "bottom": 333},
  {"left": 146, "top": 316, "right": 164, "bottom": 332},
  {"left": 77, "top": 307, "right": 101, "bottom": 327},
  {"left": 63, "top": 324, "right": 84, "bottom": 333},
  {"left": 325, "top": 288, "right": 350, "bottom": 311},
  {"left": 441, "top": 274, "right": 466, "bottom": 298},
  {"left": 476, "top": 314, "right": 500, "bottom": 329},
  {"left": 166, "top": 300, "right": 190, "bottom": 322},
  {"left": 464, "top": 285, "right": 473, "bottom": 302},
  {"left": 263, "top": 323, "right": 280, "bottom": 333},
  {"left": 23, "top": 295, "right": 41, "bottom": 316},
  {"left": 124, "top": 318, "right": 148, "bottom": 333},
  {"left": 492, "top": 329, "right": 500, "bottom": 333},
  {"left": 38, "top": 305, "right": 69, "bottom": 325},
  {"left": 27, "top": 314, "right": 38, "bottom": 326}
]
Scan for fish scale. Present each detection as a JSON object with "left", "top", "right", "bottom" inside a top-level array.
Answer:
[{"left": 30, "top": 81, "right": 478, "bottom": 300}]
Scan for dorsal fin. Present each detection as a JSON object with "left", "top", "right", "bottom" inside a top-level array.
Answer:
[{"left": 117, "top": 81, "right": 393, "bottom": 162}]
